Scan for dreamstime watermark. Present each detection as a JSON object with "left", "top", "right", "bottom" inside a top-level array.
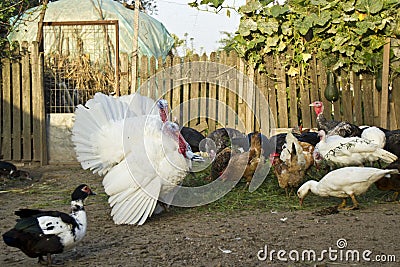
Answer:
[
  {"left": 123, "top": 61, "right": 276, "bottom": 207},
  {"left": 257, "top": 238, "right": 397, "bottom": 263}
]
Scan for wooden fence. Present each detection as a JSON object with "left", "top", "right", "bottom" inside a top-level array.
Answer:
[
  {"left": 125, "top": 51, "right": 400, "bottom": 133},
  {"left": 0, "top": 42, "right": 47, "bottom": 163},
  {"left": 1, "top": 41, "right": 399, "bottom": 163}
]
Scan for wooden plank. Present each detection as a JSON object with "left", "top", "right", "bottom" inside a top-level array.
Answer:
[
  {"left": 163, "top": 56, "right": 172, "bottom": 104},
  {"left": 199, "top": 53, "right": 208, "bottom": 131},
  {"left": 38, "top": 47, "right": 47, "bottom": 164},
  {"left": 157, "top": 57, "right": 163, "bottom": 99},
  {"left": 288, "top": 76, "right": 298, "bottom": 127},
  {"left": 362, "top": 74, "right": 374, "bottom": 126},
  {"left": 352, "top": 72, "right": 363, "bottom": 125},
  {"left": 218, "top": 51, "right": 227, "bottom": 128},
  {"left": 139, "top": 55, "right": 149, "bottom": 96},
  {"left": 208, "top": 52, "right": 217, "bottom": 132},
  {"left": 21, "top": 41, "right": 32, "bottom": 160},
  {"left": 341, "top": 71, "right": 353, "bottom": 123},
  {"left": 226, "top": 52, "right": 237, "bottom": 129},
  {"left": 189, "top": 54, "right": 200, "bottom": 128},
  {"left": 265, "top": 55, "right": 277, "bottom": 129},
  {"left": 12, "top": 46, "right": 22, "bottom": 160},
  {"left": 299, "top": 76, "right": 311, "bottom": 128},
  {"left": 1, "top": 56, "right": 12, "bottom": 160},
  {"left": 171, "top": 56, "right": 181, "bottom": 123},
  {"left": 309, "top": 56, "right": 320, "bottom": 128},
  {"left": 237, "top": 58, "right": 246, "bottom": 132},
  {"left": 246, "top": 66, "right": 255, "bottom": 131},
  {"left": 275, "top": 57, "right": 288, "bottom": 128},
  {"left": 119, "top": 53, "right": 129, "bottom": 95},
  {"left": 380, "top": 38, "right": 390, "bottom": 128},
  {"left": 31, "top": 42, "right": 41, "bottom": 162},
  {"left": 182, "top": 56, "right": 190, "bottom": 126},
  {"left": 254, "top": 70, "right": 261, "bottom": 131},
  {"left": 149, "top": 56, "right": 157, "bottom": 99},
  {"left": 259, "top": 71, "right": 270, "bottom": 134}
]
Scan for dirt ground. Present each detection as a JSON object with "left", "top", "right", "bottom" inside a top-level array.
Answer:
[{"left": 0, "top": 164, "right": 399, "bottom": 266}]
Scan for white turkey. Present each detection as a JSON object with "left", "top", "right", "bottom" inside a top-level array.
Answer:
[
  {"left": 72, "top": 93, "right": 203, "bottom": 225},
  {"left": 313, "top": 130, "right": 397, "bottom": 167}
]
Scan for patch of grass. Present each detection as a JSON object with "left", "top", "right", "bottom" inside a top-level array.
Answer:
[{"left": 177, "top": 165, "right": 394, "bottom": 215}]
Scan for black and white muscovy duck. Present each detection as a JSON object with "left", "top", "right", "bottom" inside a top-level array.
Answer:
[
  {"left": 72, "top": 93, "right": 203, "bottom": 225},
  {"left": 0, "top": 161, "right": 30, "bottom": 179},
  {"left": 309, "top": 101, "right": 362, "bottom": 137},
  {"left": 2, "top": 184, "right": 95, "bottom": 265},
  {"left": 313, "top": 130, "right": 398, "bottom": 167},
  {"left": 297, "top": 167, "right": 399, "bottom": 210}
]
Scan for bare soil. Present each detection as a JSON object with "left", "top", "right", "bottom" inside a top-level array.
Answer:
[{"left": 0, "top": 164, "right": 399, "bottom": 266}]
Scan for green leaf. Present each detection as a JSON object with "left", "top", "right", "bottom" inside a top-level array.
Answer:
[
  {"left": 287, "top": 66, "right": 299, "bottom": 76},
  {"left": 320, "top": 39, "right": 332, "bottom": 50},
  {"left": 281, "top": 21, "right": 292, "bottom": 36},
  {"left": 355, "top": 0, "right": 384, "bottom": 14},
  {"left": 315, "top": 11, "right": 331, "bottom": 26},
  {"left": 270, "top": 5, "right": 289, "bottom": 18},
  {"left": 258, "top": 18, "right": 279, "bottom": 35},
  {"left": 277, "top": 40, "right": 287, "bottom": 51},
  {"left": 341, "top": 1, "right": 355, "bottom": 12},
  {"left": 369, "top": 36, "right": 386, "bottom": 50},
  {"left": 302, "top": 53, "right": 312, "bottom": 63},
  {"left": 238, "top": 18, "right": 258, "bottom": 36},
  {"left": 240, "top": 1, "right": 263, "bottom": 14},
  {"left": 265, "top": 35, "right": 280, "bottom": 48}
]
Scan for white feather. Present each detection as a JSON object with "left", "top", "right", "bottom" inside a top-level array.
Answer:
[{"left": 361, "top": 126, "right": 386, "bottom": 148}]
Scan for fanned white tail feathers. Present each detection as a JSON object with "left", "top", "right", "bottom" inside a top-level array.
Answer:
[{"left": 72, "top": 93, "right": 157, "bottom": 175}]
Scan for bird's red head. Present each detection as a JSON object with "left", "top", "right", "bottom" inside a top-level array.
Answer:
[
  {"left": 309, "top": 101, "right": 324, "bottom": 116},
  {"left": 178, "top": 133, "right": 188, "bottom": 155},
  {"left": 269, "top": 152, "right": 280, "bottom": 165}
]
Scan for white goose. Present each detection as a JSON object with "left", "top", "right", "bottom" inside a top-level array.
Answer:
[{"left": 297, "top": 167, "right": 399, "bottom": 210}]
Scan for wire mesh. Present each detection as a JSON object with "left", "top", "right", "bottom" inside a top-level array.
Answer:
[{"left": 43, "top": 21, "right": 118, "bottom": 113}]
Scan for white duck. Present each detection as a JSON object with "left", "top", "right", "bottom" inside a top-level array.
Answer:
[
  {"left": 72, "top": 93, "right": 203, "bottom": 225},
  {"left": 313, "top": 130, "right": 397, "bottom": 167},
  {"left": 297, "top": 167, "right": 399, "bottom": 210}
]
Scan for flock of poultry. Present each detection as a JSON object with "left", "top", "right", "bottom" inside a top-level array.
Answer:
[{"left": 2, "top": 94, "right": 400, "bottom": 265}]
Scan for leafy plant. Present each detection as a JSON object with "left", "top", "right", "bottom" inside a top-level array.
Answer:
[{"left": 190, "top": 0, "right": 400, "bottom": 77}]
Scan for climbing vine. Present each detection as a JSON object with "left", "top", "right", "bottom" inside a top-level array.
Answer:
[{"left": 191, "top": 0, "right": 400, "bottom": 77}]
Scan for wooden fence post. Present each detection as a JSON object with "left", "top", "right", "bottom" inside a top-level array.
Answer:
[{"left": 380, "top": 38, "right": 391, "bottom": 128}]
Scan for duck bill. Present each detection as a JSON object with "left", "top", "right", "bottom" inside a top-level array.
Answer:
[
  {"left": 89, "top": 191, "right": 97, "bottom": 196},
  {"left": 308, "top": 103, "right": 315, "bottom": 107},
  {"left": 299, "top": 198, "right": 304, "bottom": 207}
]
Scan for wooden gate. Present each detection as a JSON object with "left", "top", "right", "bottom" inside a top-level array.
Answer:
[{"left": 0, "top": 42, "right": 47, "bottom": 164}]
